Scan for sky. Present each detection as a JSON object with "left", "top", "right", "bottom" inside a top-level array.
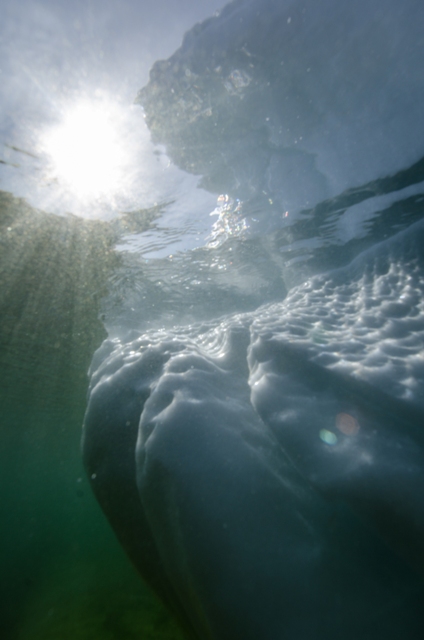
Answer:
[{"left": 0, "top": 0, "right": 228, "bottom": 221}]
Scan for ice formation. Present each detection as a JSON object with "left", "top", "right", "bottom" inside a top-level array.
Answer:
[
  {"left": 137, "top": 0, "right": 424, "bottom": 221},
  {"left": 83, "top": 219, "right": 424, "bottom": 639},
  {"left": 82, "top": 0, "right": 424, "bottom": 636}
]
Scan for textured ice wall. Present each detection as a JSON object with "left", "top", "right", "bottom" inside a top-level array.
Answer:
[
  {"left": 83, "top": 219, "right": 424, "bottom": 639},
  {"left": 83, "top": 0, "right": 424, "bottom": 635},
  {"left": 137, "top": 0, "right": 424, "bottom": 219}
]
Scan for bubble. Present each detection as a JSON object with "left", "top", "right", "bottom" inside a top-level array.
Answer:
[{"left": 206, "top": 195, "right": 249, "bottom": 248}]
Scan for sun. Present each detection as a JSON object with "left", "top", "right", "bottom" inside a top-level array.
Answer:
[{"left": 42, "top": 100, "right": 128, "bottom": 199}]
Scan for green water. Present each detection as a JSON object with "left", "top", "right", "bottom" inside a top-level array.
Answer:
[{"left": 0, "top": 193, "right": 185, "bottom": 639}]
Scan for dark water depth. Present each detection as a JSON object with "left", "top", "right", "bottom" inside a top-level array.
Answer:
[{"left": 0, "top": 193, "right": 184, "bottom": 639}]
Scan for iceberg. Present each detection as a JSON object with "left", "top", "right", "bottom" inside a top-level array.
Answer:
[
  {"left": 83, "top": 218, "right": 424, "bottom": 639},
  {"left": 82, "top": 0, "right": 424, "bottom": 637},
  {"left": 137, "top": 0, "right": 424, "bottom": 225}
]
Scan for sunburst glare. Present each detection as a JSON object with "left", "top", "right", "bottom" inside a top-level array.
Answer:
[{"left": 42, "top": 100, "right": 129, "bottom": 199}]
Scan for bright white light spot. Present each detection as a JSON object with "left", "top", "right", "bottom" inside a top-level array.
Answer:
[{"left": 43, "top": 101, "right": 127, "bottom": 198}]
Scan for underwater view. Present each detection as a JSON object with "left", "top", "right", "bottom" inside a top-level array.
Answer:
[{"left": 1, "top": 0, "right": 424, "bottom": 638}]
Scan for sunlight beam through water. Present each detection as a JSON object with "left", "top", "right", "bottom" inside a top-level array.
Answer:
[{"left": 42, "top": 100, "right": 129, "bottom": 199}]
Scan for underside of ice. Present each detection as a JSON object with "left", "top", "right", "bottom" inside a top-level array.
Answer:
[
  {"left": 82, "top": 0, "right": 424, "bottom": 636},
  {"left": 83, "top": 219, "right": 424, "bottom": 639}
]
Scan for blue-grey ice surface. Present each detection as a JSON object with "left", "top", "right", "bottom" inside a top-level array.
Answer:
[{"left": 83, "top": 0, "right": 424, "bottom": 638}]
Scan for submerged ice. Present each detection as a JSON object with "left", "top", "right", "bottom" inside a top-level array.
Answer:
[
  {"left": 82, "top": 0, "right": 424, "bottom": 637},
  {"left": 83, "top": 219, "right": 424, "bottom": 639}
]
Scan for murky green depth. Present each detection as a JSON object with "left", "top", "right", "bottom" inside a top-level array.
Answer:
[{"left": 0, "top": 193, "right": 184, "bottom": 640}]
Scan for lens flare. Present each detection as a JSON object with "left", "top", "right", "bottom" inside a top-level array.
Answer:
[
  {"left": 42, "top": 100, "right": 127, "bottom": 199},
  {"left": 335, "top": 413, "right": 360, "bottom": 436}
]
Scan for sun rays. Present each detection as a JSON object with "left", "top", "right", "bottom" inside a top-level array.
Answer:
[{"left": 42, "top": 99, "right": 129, "bottom": 200}]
